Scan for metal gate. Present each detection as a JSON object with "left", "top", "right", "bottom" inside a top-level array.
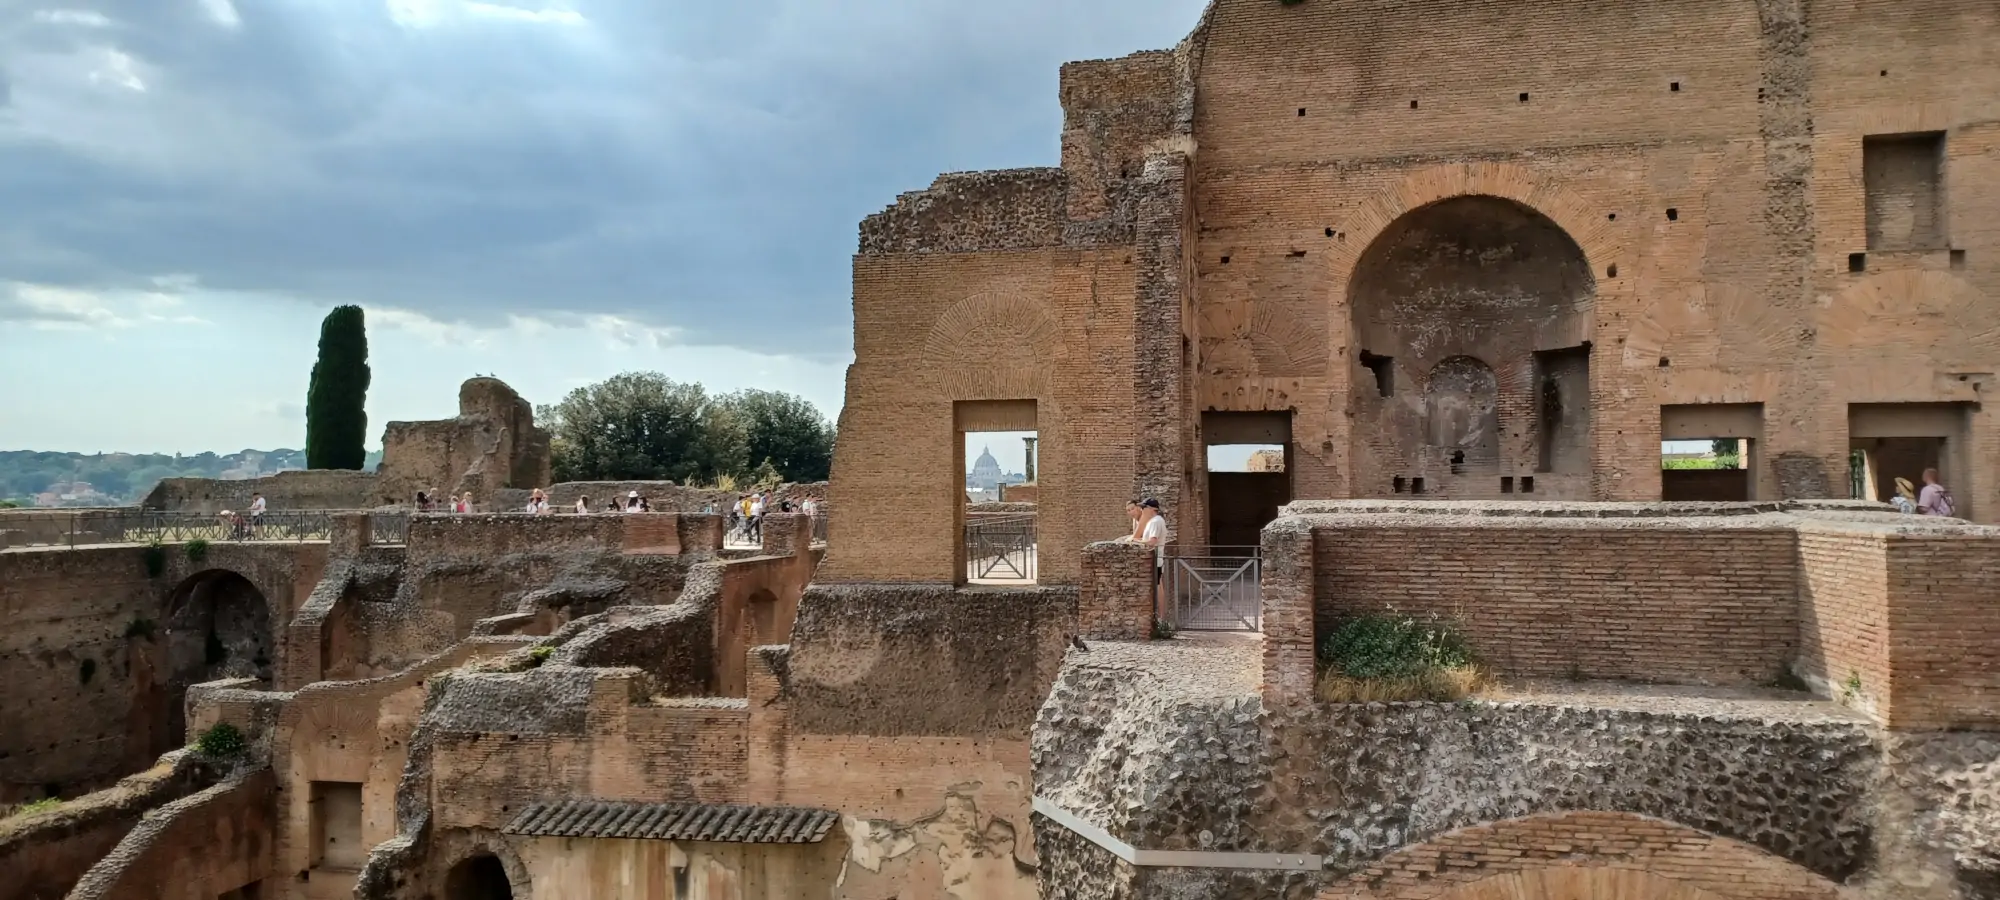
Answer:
[
  {"left": 964, "top": 513, "right": 1037, "bottom": 583},
  {"left": 1164, "top": 546, "right": 1261, "bottom": 631}
]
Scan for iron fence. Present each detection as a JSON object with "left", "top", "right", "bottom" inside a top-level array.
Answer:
[
  {"left": 370, "top": 512, "right": 411, "bottom": 545},
  {"left": 3, "top": 510, "right": 339, "bottom": 549},
  {"left": 1163, "top": 545, "right": 1262, "bottom": 632},
  {"left": 964, "top": 513, "right": 1037, "bottom": 582}
]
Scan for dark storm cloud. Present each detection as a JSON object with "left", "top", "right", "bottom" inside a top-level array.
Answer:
[{"left": 0, "top": 0, "right": 1208, "bottom": 353}]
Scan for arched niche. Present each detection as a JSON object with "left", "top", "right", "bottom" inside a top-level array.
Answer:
[
  {"left": 158, "top": 569, "right": 274, "bottom": 751},
  {"left": 747, "top": 587, "right": 782, "bottom": 646},
  {"left": 1348, "top": 195, "right": 1596, "bottom": 493}
]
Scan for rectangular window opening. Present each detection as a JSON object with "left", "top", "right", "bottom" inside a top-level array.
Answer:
[
  {"left": 1660, "top": 403, "right": 1765, "bottom": 502},
  {"left": 1520, "top": 476, "right": 1535, "bottom": 494},
  {"left": 1393, "top": 476, "right": 1406, "bottom": 494},
  {"left": 1411, "top": 477, "right": 1427, "bottom": 495},
  {"left": 309, "top": 782, "right": 365, "bottom": 871},
  {"left": 1500, "top": 476, "right": 1515, "bottom": 494}
]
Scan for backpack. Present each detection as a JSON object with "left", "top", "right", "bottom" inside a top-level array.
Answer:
[{"left": 1931, "top": 488, "right": 1955, "bottom": 518}]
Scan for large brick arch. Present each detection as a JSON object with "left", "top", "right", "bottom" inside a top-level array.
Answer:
[
  {"left": 1316, "top": 811, "right": 1843, "bottom": 900},
  {"left": 922, "top": 290, "right": 1060, "bottom": 401},
  {"left": 1321, "top": 162, "right": 1625, "bottom": 301}
]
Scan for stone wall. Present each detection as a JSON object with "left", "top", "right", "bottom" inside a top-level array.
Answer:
[
  {"left": 0, "top": 542, "right": 324, "bottom": 801},
  {"left": 64, "top": 768, "right": 277, "bottom": 900},
  {"left": 377, "top": 377, "right": 553, "bottom": 505},
  {"left": 0, "top": 751, "right": 218, "bottom": 900},
  {"left": 139, "top": 470, "right": 386, "bottom": 514}
]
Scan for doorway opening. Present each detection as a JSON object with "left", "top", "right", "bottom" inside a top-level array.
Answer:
[
  {"left": 1849, "top": 403, "right": 1970, "bottom": 516},
  {"left": 445, "top": 854, "right": 514, "bottom": 900},
  {"left": 1203, "top": 412, "right": 1293, "bottom": 551},
  {"left": 158, "top": 570, "right": 273, "bottom": 758},
  {"left": 957, "top": 400, "right": 1038, "bottom": 585},
  {"left": 308, "top": 781, "right": 364, "bottom": 872},
  {"left": 1660, "top": 404, "right": 1763, "bottom": 501}
]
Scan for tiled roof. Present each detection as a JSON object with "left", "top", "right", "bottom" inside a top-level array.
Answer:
[{"left": 501, "top": 800, "right": 840, "bottom": 844}]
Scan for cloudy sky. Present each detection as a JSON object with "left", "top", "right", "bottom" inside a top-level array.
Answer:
[{"left": 0, "top": 0, "right": 1207, "bottom": 471}]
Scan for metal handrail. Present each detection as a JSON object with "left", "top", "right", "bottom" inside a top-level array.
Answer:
[
  {"left": 5, "top": 510, "right": 340, "bottom": 549},
  {"left": 964, "top": 513, "right": 1037, "bottom": 582}
]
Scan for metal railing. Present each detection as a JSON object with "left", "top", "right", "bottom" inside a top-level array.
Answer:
[
  {"left": 965, "top": 513, "right": 1037, "bottom": 582},
  {"left": 2, "top": 510, "right": 338, "bottom": 549},
  {"left": 370, "top": 512, "right": 410, "bottom": 545},
  {"left": 1163, "top": 545, "right": 1262, "bottom": 632}
]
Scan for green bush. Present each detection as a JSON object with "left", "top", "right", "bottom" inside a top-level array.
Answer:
[
  {"left": 142, "top": 540, "right": 167, "bottom": 578},
  {"left": 1318, "top": 611, "right": 1472, "bottom": 680},
  {"left": 1316, "top": 612, "right": 1486, "bottom": 703},
  {"left": 8, "top": 797, "right": 61, "bottom": 819},
  {"left": 185, "top": 538, "right": 209, "bottom": 563},
  {"left": 1151, "top": 618, "right": 1179, "bottom": 640},
  {"left": 194, "top": 722, "right": 247, "bottom": 758},
  {"left": 527, "top": 646, "right": 554, "bottom": 668}
]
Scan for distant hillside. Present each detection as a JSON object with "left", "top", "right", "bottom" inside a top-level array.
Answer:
[{"left": 0, "top": 448, "right": 383, "bottom": 507}]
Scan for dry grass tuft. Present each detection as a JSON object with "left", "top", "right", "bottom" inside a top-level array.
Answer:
[{"left": 1316, "top": 665, "right": 1494, "bottom": 703}]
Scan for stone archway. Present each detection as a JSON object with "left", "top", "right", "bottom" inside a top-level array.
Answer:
[
  {"left": 445, "top": 853, "right": 516, "bottom": 900},
  {"left": 156, "top": 569, "right": 274, "bottom": 753},
  {"left": 1347, "top": 194, "right": 1596, "bottom": 495}
]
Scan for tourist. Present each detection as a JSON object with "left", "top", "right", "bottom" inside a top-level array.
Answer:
[
  {"left": 1891, "top": 478, "right": 1917, "bottom": 514},
  {"left": 1917, "top": 468, "right": 1956, "bottom": 517},
  {"left": 456, "top": 492, "right": 474, "bottom": 514},
  {"left": 525, "top": 489, "right": 549, "bottom": 515},
  {"left": 748, "top": 493, "right": 766, "bottom": 542},
  {"left": 415, "top": 490, "right": 430, "bottom": 512},
  {"left": 575, "top": 496, "right": 591, "bottom": 514},
  {"left": 623, "top": 490, "right": 643, "bottom": 514},
  {"left": 247, "top": 492, "right": 266, "bottom": 537},
  {"left": 1139, "top": 499, "right": 1170, "bottom": 618},
  {"left": 802, "top": 497, "right": 819, "bottom": 519},
  {"left": 1125, "top": 499, "right": 1143, "bottom": 540}
]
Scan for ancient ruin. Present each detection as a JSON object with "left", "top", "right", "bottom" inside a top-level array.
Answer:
[{"left": 3, "top": 1, "right": 1998, "bottom": 898}]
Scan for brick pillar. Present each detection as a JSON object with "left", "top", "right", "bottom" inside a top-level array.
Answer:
[
  {"left": 760, "top": 513, "right": 810, "bottom": 557},
  {"left": 1131, "top": 151, "right": 1192, "bottom": 528},
  {"left": 1079, "top": 541, "right": 1155, "bottom": 640},
  {"left": 745, "top": 646, "right": 789, "bottom": 804},
  {"left": 1261, "top": 521, "right": 1317, "bottom": 709},
  {"left": 677, "top": 513, "right": 724, "bottom": 555},
  {"left": 329, "top": 512, "right": 369, "bottom": 559}
]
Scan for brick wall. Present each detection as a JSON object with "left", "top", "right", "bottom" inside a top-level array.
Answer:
[
  {"left": 64, "top": 769, "right": 277, "bottom": 900},
  {"left": 1309, "top": 519, "right": 1800, "bottom": 685},
  {"left": 1883, "top": 532, "right": 2000, "bottom": 730},
  {"left": 1315, "top": 810, "right": 1842, "bottom": 900},
  {"left": 1795, "top": 524, "right": 1890, "bottom": 718},
  {"left": 1078, "top": 540, "right": 1154, "bottom": 640}
]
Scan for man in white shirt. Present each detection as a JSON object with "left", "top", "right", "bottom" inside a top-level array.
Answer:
[
  {"left": 748, "top": 494, "right": 766, "bottom": 542},
  {"left": 1138, "top": 499, "right": 1169, "bottom": 620},
  {"left": 247, "top": 493, "right": 266, "bottom": 537}
]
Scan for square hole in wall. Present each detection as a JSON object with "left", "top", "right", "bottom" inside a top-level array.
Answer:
[
  {"left": 1501, "top": 476, "right": 1515, "bottom": 494},
  {"left": 1359, "top": 351, "right": 1394, "bottom": 397},
  {"left": 1298, "top": 108, "right": 1307, "bottom": 116},
  {"left": 1392, "top": 476, "right": 1406, "bottom": 494},
  {"left": 1220, "top": 255, "right": 1231, "bottom": 265},
  {"left": 1865, "top": 131, "right": 1947, "bottom": 252},
  {"left": 1518, "top": 93, "right": 1529, "bottom": 102},
  {"left": 1667, "top": 208, "right": 1679, "bottom": 221},
  {"left": 1849, "top": 252, "right": 1867, "bottom": 273},
  {"left": 1671, "top": 81, "right": 1681, "bottom": 92},
  {"left": 1521, "top": 476, "right": 1536, "bottom": 494},
  {"left": 1409, "top": 99, "right": 1419, "bottom": 109},
  {"left": 1951, "top": 249, "right": 1967, "bottom": 270},
  {"left": 1411, "top": 477, "right": 1427, "bottom": 494}
]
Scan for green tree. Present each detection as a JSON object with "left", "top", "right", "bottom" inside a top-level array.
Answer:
[
  {"left": 305, "top": 305, "right": 372, "bottom": 470},
  {"left": 717, "top": 389, "right": 836, "bottom": 482},
  {"left": 541, "top": 372, "right": 744, "bottom": 484}
]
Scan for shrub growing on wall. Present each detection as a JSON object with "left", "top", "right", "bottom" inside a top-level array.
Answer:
[
  {"left": 306, "top": 305, "right": 372, "bottom": 470},
  {"left": 193, "top": 722, "right": 246, "bottom": 758},
  {"left": 1317, "top": 611, "right": 1486, "bottom": 702},
  {"left": 185, "top": 538, "right": 209, "bottom": 563}
]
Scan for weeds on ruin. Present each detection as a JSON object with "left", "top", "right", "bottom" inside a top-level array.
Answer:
[
  {"left": 184, "top": 538, "right": 210, "bottom": 563},
  {"left": 1315, "top": 611, "right": 1489, "bottom": 703},
  {"left": 1152, "top": 618, "right": 1179, "bottom": 640},
  {"left": 142, "top": 539, "right": 167, "bottom": 578},
  {"left": 1841, "top": 670, "right": 1864, "bottom": 705},
  {"left": 6, "top": 797, "right": 62, "bottom": 819},
  {"left": 193, "top": 723, "right": 247, "bottom": 758},
  {"left": 527, "top": 646, "right": 554, "bottom": 667}
]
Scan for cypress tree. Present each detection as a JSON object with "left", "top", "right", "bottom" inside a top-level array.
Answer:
[{"left": 305, "top": 305, "right": 372, "bottom": 470}]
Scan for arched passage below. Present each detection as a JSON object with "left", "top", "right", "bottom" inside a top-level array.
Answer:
[
  {"left": 1315, "top": 811, "right": 1843, "bottom": 900},
  {"left": 156, "top": 569, "right": 274, "bottom": 754},
  {"left": 445, "top": 854, "right": 516, "bottom": 900}
]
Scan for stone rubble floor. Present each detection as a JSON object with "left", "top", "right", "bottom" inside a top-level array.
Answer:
[{"left": 1071, "top": 633, "right": 1871, "bottom": 724}]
